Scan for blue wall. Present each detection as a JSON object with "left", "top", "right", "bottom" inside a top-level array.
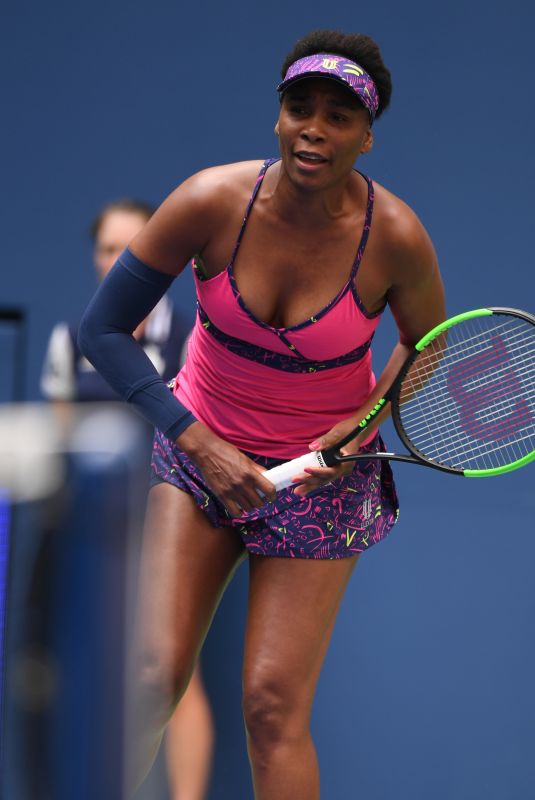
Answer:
[{"left": 3, "top": 1, "right": 534, "bottom": 798}]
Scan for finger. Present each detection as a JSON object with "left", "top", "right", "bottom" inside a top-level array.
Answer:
[
  {"left": 250, "top": 465, "right": 279, "bottom": 503},
  {"left": 222, "top": 493, "right": 255, "bottom": 516},
  {"left": 227, "top": 502, "right": 246, "bottom": 519},
  {"left": 223, "top": 478, "right": 273, "bottom": 515},
  {"left": 292, "top": 465, "right": 347, "bottom": 496},
  {"left": 236, "top": 487, "right": 266, "bottom": 511},
  {"left": 236, "top": 477, "right": 277, "bottom": 509},
  {"left": 223, "top": 486, "right": 260, "bottom": 516},
  {"left": 292, "top": 475, "right": 330, "bottom": 497},
  {"left": 303, "top": 466, "right": 340, "bottom": 480},
  {"left": 293, "top": 480, "right": 324, "bottom": 497}
]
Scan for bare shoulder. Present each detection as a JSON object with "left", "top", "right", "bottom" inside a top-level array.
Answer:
[
  {"left": 371, "top": 181, "right": 437, "bottom": 283},
  {"left": 369, "top": 181, "right": 445, "bottom": 343},
  {"left": 180, "top": 160, "right": 265, "bottom": 207},
  {"left": 128, "top": 160, "right": 265, "bottom": 274}
]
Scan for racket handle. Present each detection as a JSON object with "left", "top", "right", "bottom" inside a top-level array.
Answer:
[{"left": 262, "top": 451, "right": 327, "bottom": 492}]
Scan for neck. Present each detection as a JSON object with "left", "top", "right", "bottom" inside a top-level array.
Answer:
[{"left": 267, "top": 162, "right": 361, "bottom": 227}]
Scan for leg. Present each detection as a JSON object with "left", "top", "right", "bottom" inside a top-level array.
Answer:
[
  {"left": 127, "top": 483, "right": 244, "bottom": 791},
  {"left": 242, "top": 554, "right": 360, "bottom": 800},
  {"left": 165, "top": 662, "right": 214, "bottom": 800}
]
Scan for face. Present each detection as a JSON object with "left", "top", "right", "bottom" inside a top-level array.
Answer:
[
  {"left": 276, "top": 78, "right": 373, "bottom": 189},
  {"left": 93, "top": 209, "right": 149, "bottom": 280}
]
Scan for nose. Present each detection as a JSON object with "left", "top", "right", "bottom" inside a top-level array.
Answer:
[{"left": 300, "top": 112, "right": 326, "bottom": 143}]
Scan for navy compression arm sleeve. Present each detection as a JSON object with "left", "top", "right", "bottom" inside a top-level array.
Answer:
[{"left": 78, "top": 248, "right": 197, "bottom": 440}]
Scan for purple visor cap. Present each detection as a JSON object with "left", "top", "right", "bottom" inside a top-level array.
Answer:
[{"left": 277, "top": 53, "right": 379, "bottom": 123}]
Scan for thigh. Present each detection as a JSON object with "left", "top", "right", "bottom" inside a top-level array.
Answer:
[
  {"left": 243, "top": 554, "right": 359, "bottom": 707},
  {"left": 136, "top": 482, "right": 245, "bottom": 672}
]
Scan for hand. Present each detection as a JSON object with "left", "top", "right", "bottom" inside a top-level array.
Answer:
[
  {"left": 177, "top": 422, "right": 277, "bottom": 517},
  {"left": 292, "top": 415, "right": 366, "bottom": 497}
]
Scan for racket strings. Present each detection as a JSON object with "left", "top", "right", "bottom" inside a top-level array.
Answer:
[
  {"left": 401, "top": 364, "right": 535, "bottom": 425},
  {"left": 401, "top": 363, "right": 535, "bottom": 412},
  {"left": 405, "top": 371, "right": 534, "bottom": 467},
  {"left": 404, "top": 324, "right": 533, "bottom": 378},
  {"left": 402, "top": 348, "right": 534, "bottom": 467},
  {"left": 397, "top": 315, "right": 535, "bottom": 470}
]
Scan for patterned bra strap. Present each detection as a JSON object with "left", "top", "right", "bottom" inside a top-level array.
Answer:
[
  {"left": 227, "top": 158, "right": 280, "bottom": 269},
  {"left": 349, "top": 173, "right": 374, "bottom": 282}
]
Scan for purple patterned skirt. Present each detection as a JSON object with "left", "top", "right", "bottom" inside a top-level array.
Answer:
[{"left": 151, "top": 430, "right": 399, "bottom": 559}]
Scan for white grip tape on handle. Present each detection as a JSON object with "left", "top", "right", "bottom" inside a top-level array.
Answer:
[{"left": 262, "top": 451, "right": 327, "bottom": 492}]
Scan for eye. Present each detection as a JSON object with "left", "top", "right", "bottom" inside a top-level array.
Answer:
[
  {"left": 331, "top": 113, "right": 349, "bottom": 123},
  {"left": 288, "top": 104, "right": 309, "bottom": 116}
]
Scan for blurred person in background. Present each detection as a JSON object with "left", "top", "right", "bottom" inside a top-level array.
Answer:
[
  {"left": 41, "top": 199, "right": 190, "bottom": 403},
  {"left": 40, "top": 199, "right": 214, "bottom": 800}
]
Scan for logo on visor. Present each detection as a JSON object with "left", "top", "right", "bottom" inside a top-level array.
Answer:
[
  {"left": 321, "top": 58, "right": 340, "bottom": 70},
  {"left": 343, "top": 63, "right": 364, "bottom": 76}
]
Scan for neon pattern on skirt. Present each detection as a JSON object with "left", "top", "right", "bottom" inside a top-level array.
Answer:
[{"left": 151, "top": 429, "right": 399, "bottom": 559}]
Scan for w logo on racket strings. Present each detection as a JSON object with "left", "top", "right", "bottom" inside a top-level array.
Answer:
[{"left": 447, "top": 334, "right": 533, "bottom": 441}]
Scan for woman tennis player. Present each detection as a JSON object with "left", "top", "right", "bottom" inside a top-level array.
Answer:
[{"left": 80, "top": 29, "right": 445, "bottom": 799}]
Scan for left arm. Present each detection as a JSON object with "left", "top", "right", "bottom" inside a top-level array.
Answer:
[{"left": 294, "top": 208, "right": 446, "bottom": 494}]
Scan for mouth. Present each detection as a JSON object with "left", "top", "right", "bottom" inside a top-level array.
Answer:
[{"left": 294, "top": 150, "right": 329, "bottom": 169}]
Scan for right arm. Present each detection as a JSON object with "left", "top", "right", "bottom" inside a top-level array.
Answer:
[{"left": 78, "top": 168, "right": 277, "bottom": 513}]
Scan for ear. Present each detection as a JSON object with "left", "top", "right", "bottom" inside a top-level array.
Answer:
[
  {"left": 274, "top": 121, "right": 280, "bottom": 136},
  {"left": 360, "top": 128, "right": 373, "bottom": 154}
]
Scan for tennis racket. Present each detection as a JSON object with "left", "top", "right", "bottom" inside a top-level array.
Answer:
[{"left": 263, "top": 307, "right": 535, "bottom": 491}]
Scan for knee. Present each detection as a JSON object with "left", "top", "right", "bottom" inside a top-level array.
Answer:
[
  {"left": 135, "top": 652, "right": 191, "bottom": 721},
  {"left": 243, "top": 675, "right": 303, "bottom": 752}
]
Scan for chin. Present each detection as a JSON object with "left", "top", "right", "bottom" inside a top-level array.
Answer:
[{"left": 284, "top": 159, "right": 328, "bottom": 188}]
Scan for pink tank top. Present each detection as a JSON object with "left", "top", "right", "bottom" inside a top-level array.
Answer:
[{"left": 174, "top": 159, "right": 384, "bottom": 459}]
